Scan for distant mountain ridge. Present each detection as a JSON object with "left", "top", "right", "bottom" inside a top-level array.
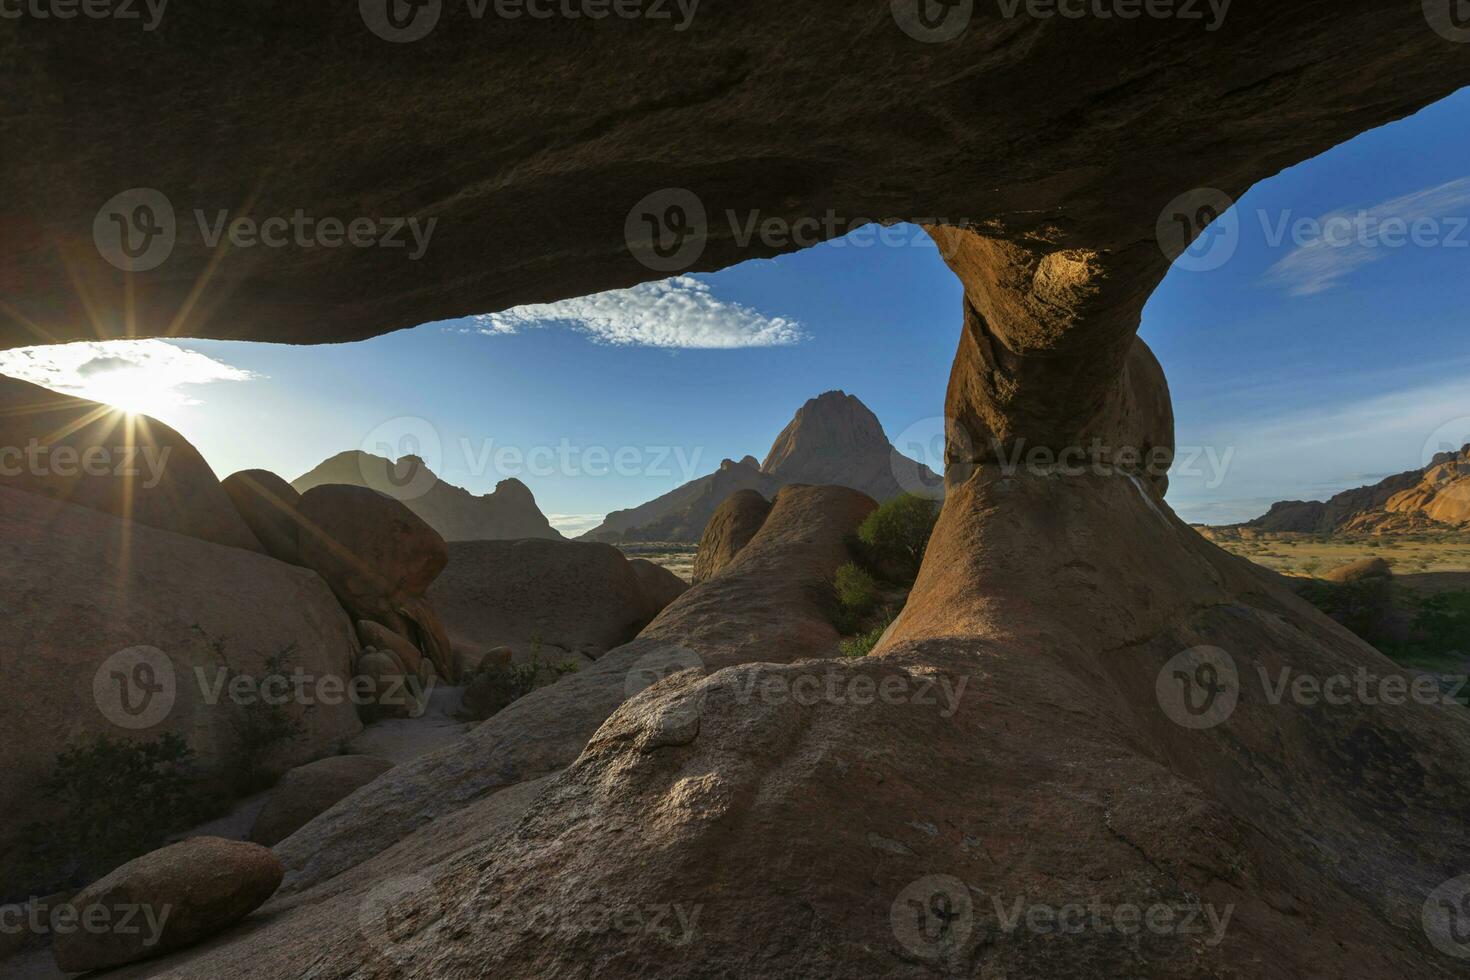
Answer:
[
  {"left": 1241, "top": 444, "right": 1470, "bottom": 534},
  {"left": 293, "top": 451, "right": 562, "bottom": 542},
  {"left": 582, "top": 391, "right": 939, "bottom": 543}
]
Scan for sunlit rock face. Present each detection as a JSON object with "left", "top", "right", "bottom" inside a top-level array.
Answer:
[{"left": 1, "top": 5, "right": 1466, "bottom": 348}]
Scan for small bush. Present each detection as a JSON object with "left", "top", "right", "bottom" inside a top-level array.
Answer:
[
  {"left": 857, "top": 494, "right": 940, "bottom": 583},
  {"left": 840, "top": 618, "right": 892, "bottom": 658},
  {"left": 16, "top": 733, "right": 209, "bottom": 894},
  {"left": 834, "top": 562, "right": 878, "bottom": 614},
  {"left": 459, "top": 648, "right": 579, "bottom": 721}
]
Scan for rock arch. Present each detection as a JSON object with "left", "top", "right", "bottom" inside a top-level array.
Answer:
[{"left": 4, "top": 4, "right": 1470, "bottom": 976}]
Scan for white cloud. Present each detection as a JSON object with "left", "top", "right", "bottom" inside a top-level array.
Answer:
[
  {"left": 0, "top": 339, "right": 258, "bottom": 416},
  {"left": 1263, "top": 177, "right": 1470, "bottom": 296},
  {"left": 472, "top": 276, "right": 807, "bottom": 349},
  {"left": 546, "top": 513, "right": 606, "bottom": 537}
]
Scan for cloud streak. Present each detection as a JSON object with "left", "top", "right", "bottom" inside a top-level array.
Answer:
[
  {"left": 1262, "top": 177, "right": 1470, "bottom": 296},
  {"left": 472, "top": 276, "right": 807, "bottom": 349}
]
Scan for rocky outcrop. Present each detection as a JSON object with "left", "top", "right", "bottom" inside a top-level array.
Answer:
[
  {"left": 1379, "top": 447, "right": 1470, "bottom": 528},
  {"left": 249, "top": 756, "right": 395, "bottom": 847},
  {"left": 583, "top": 455, "right": 781, "bottom": 543},
  {"left": 628, "top": 558, "right": 690, "bottom": 619},
  {"left": 295, "top": 484, "right": 453, "bottom": 680},
  {"left": 271, "top": 485, "right": 873, "bottom": 898},
  {"left": 1323, "top": 557, "right": 1394, "bottom": 584},
  {"left": 584, "top": 392, "right": 935, "bottom": 542},
  {"left": 0, "top": 486, "right": 362, "bottom": 886},
  {"left": 5, "top": 487, "right": 864, "bottom": 975},
  {"left": 349, "top": 471, "right": 1467, "bottom": 980},
  {"left": 0, "top": 376, "right": 263, "bottom": 553},
  {"left": 53, "top": 838, "right": 282, "bottom": 972},
  {"left": 427, "top": 538, "right": 680, "bottom": 664},
  {"left": 692, "top": 488, "right": 772, "bottom": 583},
  {"left": 6, "top": 6, "right": 1470, "bottom": 978},
  {"left": 1244, "top": 446, "right": 1470, "bottom": 535},
  {"left": 221, "top": 469, "right": 305, "bottom": 564},
  {"left": 293, "top": 452, "right": 562, "bottom": 542},
  {"left": 23, "top": 486, "right": 868, "bottom": 976}
]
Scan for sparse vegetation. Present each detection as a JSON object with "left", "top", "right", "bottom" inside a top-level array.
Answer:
[
  {"left": 225, "top": 647, "right": 309, "bottom": 794},
  {"left": 459, "top": 643, "right": 581, "bottom": 722},
  {"left": 840, "top": 616, "right": 894, "bottom": 658},
  {"left": 16, "top": 733, "right": 215, "bottom": 895}
]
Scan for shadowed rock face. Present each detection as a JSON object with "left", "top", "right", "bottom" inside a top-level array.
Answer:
[
  {"left": 2, "top": 5, "right": 1466, "bottom": 348},
  {"left": 0, "top": 486, "right": 362, "bottom": 887},
  {"left": 692, "top": 487, "right": 772, "bottom": 583}
]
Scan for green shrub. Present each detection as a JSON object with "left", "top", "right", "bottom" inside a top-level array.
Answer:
[
  {"left": 857, "top": 494, "right": 940, "bottom": 583},
  {"left": 1407, "top": 590, "right": 1470, "bottom": 663},
  {"left": 16, "top": 733, "right": 211, "bottom": 894},
  {"left": 834, "top": 561, "right": 879, "bottom": 614},
  {"left": 840, "top": 619, "right": 892, "bottom": 658},
  {"left": 459, "top": 648, "right": 580, "bottom": 721}
]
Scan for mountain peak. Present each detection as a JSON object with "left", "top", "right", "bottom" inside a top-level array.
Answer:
[
  {"left": 761, "top": 390, "right": 889, "bottom": 477},
  {"left": 292, "top": 453, "right": 561, "bottom": 541}
]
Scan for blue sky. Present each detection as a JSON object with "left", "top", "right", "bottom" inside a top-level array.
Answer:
[{"left": 2, "top": 88, "right": 1466, "bottom": 534}]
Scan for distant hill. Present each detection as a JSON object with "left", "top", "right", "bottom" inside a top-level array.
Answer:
[
  {"left": 1241, "top": 444, "right": 1470, "bottom": 535},
  {"left": 293, "top": 451, "right": 562, "bottom": 542},
  {"left": 581, "top": 391, "right": 939, "bottom": 543}
]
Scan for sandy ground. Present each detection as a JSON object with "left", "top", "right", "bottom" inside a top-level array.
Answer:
[
  {"left": 342, "top": 683, "right": 473, "bottom": 764},
  {"left": 615, "top": 544, "right": 696, "bottom": 582},
  {"left": 1199, "top": 528, "right": 1470, "bottom": 578}
]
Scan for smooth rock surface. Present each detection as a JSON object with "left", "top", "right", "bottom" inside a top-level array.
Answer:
[
  {"left": 52, "top": 838, "right": 282, "bottom": 972},
  {"left": 691, "top": 488, "right": 772, "bottom": 583},
  {"left": 428, "top": 538, "right": 657, "bottom": 663},
  {"left": 221, "top": 469, "right": 305, "bottom": 565},
  {"left": 249, "top": 756, "right": 395, "bottom": 847}
]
